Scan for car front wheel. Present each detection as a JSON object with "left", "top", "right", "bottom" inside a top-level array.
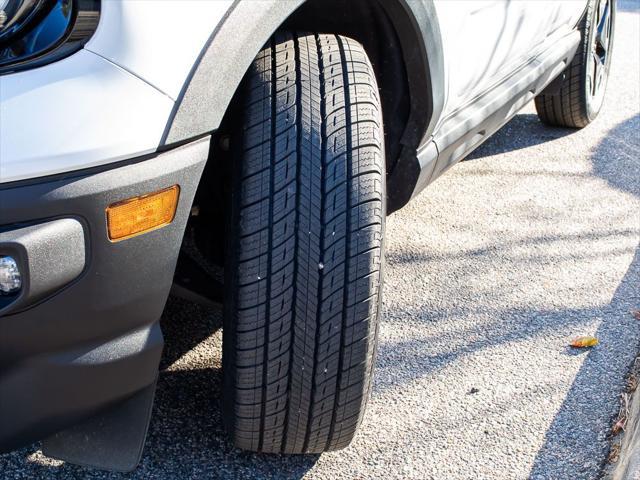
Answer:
[{"left": 222, "top": 32, "right": 386, "bottom": 454}]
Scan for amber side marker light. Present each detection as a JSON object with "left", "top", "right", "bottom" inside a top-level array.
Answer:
[{"left": 106, "top": 185, "right": 180, "bottom": 241}]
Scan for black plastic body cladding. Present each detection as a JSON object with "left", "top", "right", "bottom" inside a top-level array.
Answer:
[
  {"left": 0, "top": 138, "right": 209, "bottom": 454},
  {"left": 162, "top": 0, "right": 442, "bottom": 214},
  {"left": 0, "top": 219, "right": 85, "bottom": 315}
]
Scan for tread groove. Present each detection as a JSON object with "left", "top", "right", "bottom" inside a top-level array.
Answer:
[
  {"left": 281, "top": 32, "right": 302, "bottom": 454},
  {"left": 325, "top": 34, "right": 352, "bottom": 452},
  {"left": 257, "top": 35, "right": 278, "bottom": 452},
  {"left": 302, "top": 32, "right": 328, "bottom": 454}
]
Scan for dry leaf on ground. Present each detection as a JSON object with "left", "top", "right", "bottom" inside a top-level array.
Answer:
[
  {"left": 608, "top": 442, "right": 621, "bottom": 464},
  {"left": 570, "top": 336, "right": 599, "bottom": 348},
  {"left": 612, "top": 418, "right": 627, "bottom": 435}
]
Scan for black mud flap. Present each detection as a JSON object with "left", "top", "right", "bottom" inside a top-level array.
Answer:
[
  {"left": 42, "top": 380, "right": 157, "bottom": 472},
  {"left": 539, "top": 71, "right": 568, "bottom": 96}
]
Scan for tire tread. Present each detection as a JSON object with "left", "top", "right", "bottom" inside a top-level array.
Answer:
[{"left": 224, "top": 32, "right": 384, "bottom": 454}]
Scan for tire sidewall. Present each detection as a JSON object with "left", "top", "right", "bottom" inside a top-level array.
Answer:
[{"left": 584, "top": 0, "right": 616, "bottom": 121}]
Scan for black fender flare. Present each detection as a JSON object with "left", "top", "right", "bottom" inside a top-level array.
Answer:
[{"left": 161, "top": 0, "right": 445, "bottom": 212}]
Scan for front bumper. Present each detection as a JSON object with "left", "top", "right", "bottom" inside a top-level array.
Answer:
[{"left": 0, "top": 137, "right": 209, "bottom": 455}]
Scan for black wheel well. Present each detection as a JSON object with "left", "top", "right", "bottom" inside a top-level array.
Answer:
[
  {"left": 281, "top": 0, "right": 411, "bottom": 171},
  {"left": 201, "top": 0, "right": 414, "bottom": 175}
]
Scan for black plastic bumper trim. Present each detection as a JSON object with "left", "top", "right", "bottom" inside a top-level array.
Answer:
[
  {"left": 0, "top": 218, "right": 86, "bottom": 315},
  {"left": 0, "top": 136, "right": 210, "bottom": 454}
]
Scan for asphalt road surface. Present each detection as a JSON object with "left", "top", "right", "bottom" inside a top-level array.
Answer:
[{"left": 2, "top": 3, "right": 639, "bottom": 479}]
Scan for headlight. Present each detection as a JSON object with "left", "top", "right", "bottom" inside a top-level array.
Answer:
[{"left": 0, "top": 0, "right": 49, "bottom": 44}]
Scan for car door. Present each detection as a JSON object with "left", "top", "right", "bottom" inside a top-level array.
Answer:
[{"left": 433, "top": 0, "right": 585, "bottom": 123}]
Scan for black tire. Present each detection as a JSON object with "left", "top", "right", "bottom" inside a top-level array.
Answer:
[
  {"left": 222, "top": 32, "right": 385, "bottom": 454},
  {"left": 535, "top": 0, "right": 615, "bottom": 128}
]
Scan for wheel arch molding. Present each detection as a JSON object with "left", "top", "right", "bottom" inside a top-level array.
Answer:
[{"left": 160, "top": 0, "right": 445, "bottom": 202}]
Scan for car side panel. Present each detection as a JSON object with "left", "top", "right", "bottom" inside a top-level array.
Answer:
[
  {"left": 0, "top": 50, "right": 174, "bottom": 184},
  {"left": 0, "top": 1, "right": 235, "bottom": 185},
  {"left": 430, "top": 28, "right": 582, "bottom": 183},
  {"left": 85, "top": 0, "right": 234, "bottom": 100},
  {"left": 433, "top": 0, "right": 587, "bottom": 124}
]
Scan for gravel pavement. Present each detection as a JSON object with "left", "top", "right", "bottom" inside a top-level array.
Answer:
[{"left": 1, "top": 3, "right": 639, "bottom": 479}]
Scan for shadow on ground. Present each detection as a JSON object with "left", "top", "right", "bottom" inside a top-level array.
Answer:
[
  {"left": 528, "top": 114, "right": 640, "bottom": 478},
  {"left": 8, "top": 299, "right": 318, "bottom": 479},
  {"left": 135, "top": 298, "right": 319, "bottom": 479},
  {"left": 465, "top": 113, "right": 576, "bottom": 160},
  {"left": 379, "top": 113, "right": 640, "bottom": 479}
]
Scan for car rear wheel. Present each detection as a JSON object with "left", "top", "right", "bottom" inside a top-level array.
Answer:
[
  {"left": 535, "top": 0, "right": 615, "bottom": 128},
  {"left": 222, "top": 32, "right": 385, "bottom": 454}
]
